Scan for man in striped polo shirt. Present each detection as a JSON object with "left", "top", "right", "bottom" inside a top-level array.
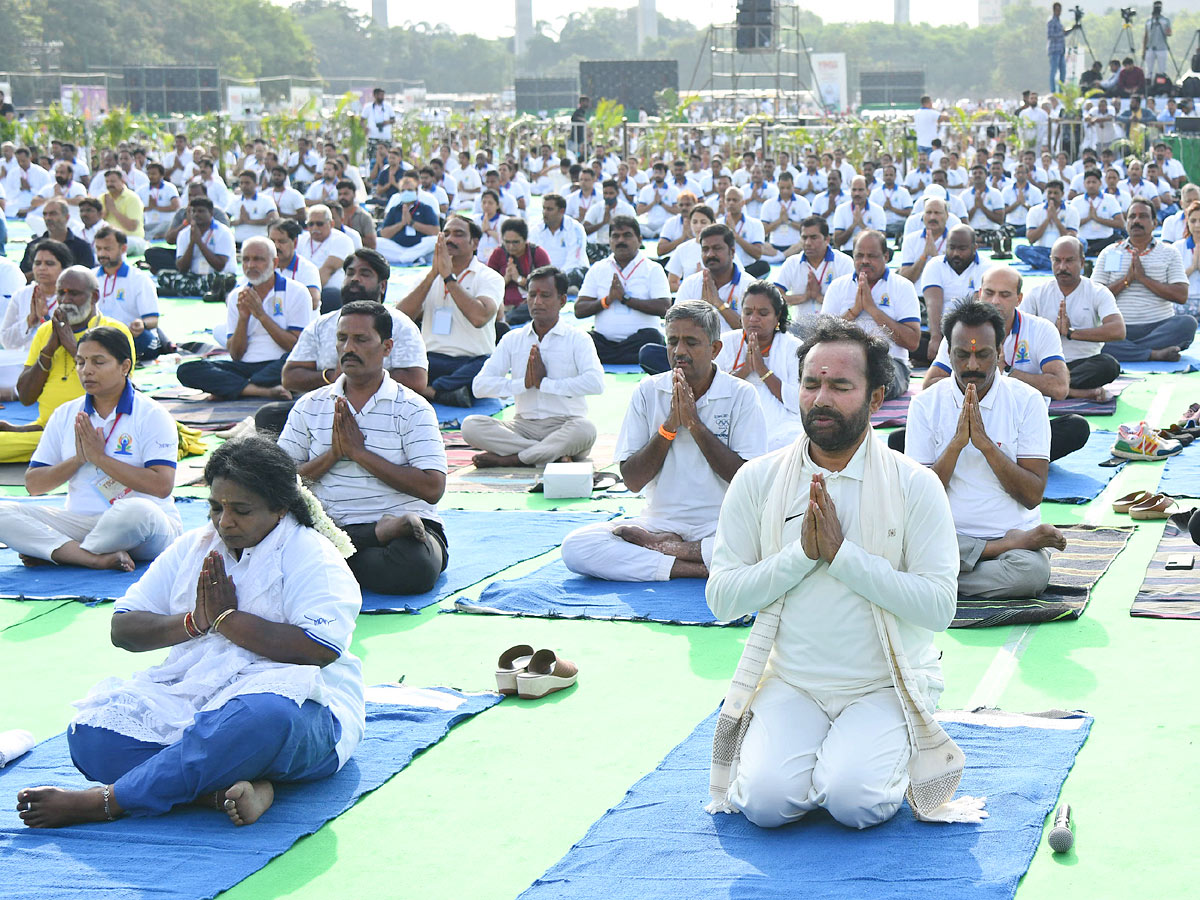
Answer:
[{"left": 278, "top": 300, "right": 449, "bottom": 596}]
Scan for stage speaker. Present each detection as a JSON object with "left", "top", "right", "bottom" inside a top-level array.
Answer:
[
  {"left": 579, "top": 60, "right": 677, "bottom": 117},
  {"left": 514, "top": 77, "right": 579, "bottom": 114},
  {"left": 859, "top": 70, "right": 925, "bottom": 106},
  {"left": 736, "top": 0, "right": 774, "bottom": 51}
]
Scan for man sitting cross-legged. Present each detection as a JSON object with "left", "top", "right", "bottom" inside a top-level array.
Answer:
[
  {"left": 176, "top": 236, "right": 311, "bottom": 401},
  {"left": 907, "top": 300, "right": 1066, "bottom": 601},
  {"left": 464, "top": 266, "right": 604, "bottom": 468},
  {"left": 278, "top": 301, "right": 449, "bottom": 596},
  {"left": 559, "top": 300, "right": 766, "bottom": 581},
  {"left": 1021, "top": 236, "right": 1125, "bottom": 402},
  {"left": 705, "top": 315, "right": 969, "bottom": 830}
]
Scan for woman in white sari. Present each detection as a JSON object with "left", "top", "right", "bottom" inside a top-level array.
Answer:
[
  {"left": 16, "top": 435, "right": 365, "bottom": 828},
  {"left": 715, "top": 281, "right": 805, "bottom": 450}
]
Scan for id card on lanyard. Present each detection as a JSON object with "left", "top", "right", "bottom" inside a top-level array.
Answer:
[{"left": 93, "top": 413, "right": 132, "bottom": 505}]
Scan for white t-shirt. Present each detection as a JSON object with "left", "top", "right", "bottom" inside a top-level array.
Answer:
[
  {"left": 95, "top": 262, "right": 159, "bottom": 325},
  {"left": 291, "top": 307, "right": 426, "bottom": 372},
  {"left": 1024, "top": 203, "right": 1081, "bottom": 247},
  {"left": 666, "top": 239, "right": 704, "bottom": 282},
  {"left": 137, "top": 181, "right": 181, "bottom": 228},
  {"left": 362, "top": 101, "right": 395, "bottom": 141},
  {"left": 1022, "top": 277, "right": 1121, "bottom": 361},
  {"left": 829, "top": 200, "right": 887, "bottom": 251},
  {"left": 719, "top": 214, "right": 766, "bottom": 268},
  {"left": 225, "top": 191, "right": 278, "bottom": 243},
  {"left": 287, "top": 150, "right": 321, "bottom": 184},
  {"left": 277, "top": 253, "right": 323, "bottom": 300},
  {"left": 1161, "top": 209, "right": 1188, "bottom": 244},
  {"left": 741, "top": 181, "right": 778, "bottom": 219},
  {"left": 904, "top": 167, "right": 936, "bottom": 196},
  {"left": 869, "top": 184, "right": 915, "bottom": 227},
  {"left": 30, "top": 382, "right": 180, "bottom": 521},
  {"left": 759, "top": 193, "right": 813, "bottom": 247},
  {"left": 299, "top": 228, "right": 355, "bottom": 291},
  {"left": 1002, "top": 182, "right": 1044, "bottom": 226},
  {"left": 930, "top": 308, "right": 1066, "bottom": 391},
  {"left": 163, "top": 149, "right": 195, "bottom": 187},
  {"left": 579, "top": 252, "right": 670, "bottom": 341},
  {"left": 713, "top": 328, "right": 804, "bottom": 447},
  {"left": 531, "top": 218, "right": 588, "bottom": 271},
  {"left": 773, "top": 246, "right": 855, "bottom": 318},
  {"left": 919, "top": 254, "right": 986, "bottom": 307},
  {"left": 914, "top": 107, "right": 941, "bottom": 147},
  {"left": 0, "top": 257, "right": 23, "bottom": 308},
  {"left": 962, "top": 185, "right": 1006, "bottom": 230},
  {"left": 583, "top": 198, "right": 637, "bottom": 245},
  {"left": 416, "top": 258, "right": 505, "bottom": 358},
  {"left": 224, "top": 274, "right": 313, "bottom": 363},
  {"left": 794, "top": 170, "right": 827, "bottom": 203},
  {"left": 1069, "top": 193, "right": 1123, "bottom": 241},
  {"left": 453, "top": 167, "right": 483, "bottom": 210},
  {"left": 906, "top": 374, "right": 1050, "bottom": 539},
  {"left": 279, "top": 375, "right": 444, "bottom": 525},
  {"left": 636, "top": 182, "right": 680, "bottom": 233},
  {"left": 305, "top": 179, "right": 340, "bottom": 207},
  {"left": 821, "top": 272, "right": 921, "bottom": 363},
  {"left": 267, "top": 185, "right": 307, "bottom": 219},
  {"left": 1176, "top": 237, "right": 1200, "bottom": 300},
  {"left": 614, "top": 369, "right": 767, "bottom": 529},
  {"left": 676, "top": 266, "right": 748, "bottom": 334},
  {"left": 174, "top": 220, "right": 237, "bottom": 275}
]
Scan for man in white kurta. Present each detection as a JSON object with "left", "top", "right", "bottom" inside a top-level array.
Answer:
[
  {"left": 706, "top": 317, "right": 959, "bottom": 829},
  {"left": 560, "top": 301, "right": 766, "bottom": 581}
]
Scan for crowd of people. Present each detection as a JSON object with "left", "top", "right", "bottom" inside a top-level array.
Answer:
[{"left": 5, "top": 88, "right": 1197, "bottom": 835}]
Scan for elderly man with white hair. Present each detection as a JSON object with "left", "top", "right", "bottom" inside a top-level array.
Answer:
[{"left": 176, "top": 237, "right": 312, "bottom": 400}]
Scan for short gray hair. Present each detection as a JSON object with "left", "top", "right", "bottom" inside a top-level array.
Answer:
[
  {"left": 58, "top": 265, "right": 98, "bottom": 292},
  {"left": 664, "top": 299, "right": 721, "bottom": 343}
]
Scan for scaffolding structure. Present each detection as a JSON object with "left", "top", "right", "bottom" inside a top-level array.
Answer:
[{"left": 705, "top": 3, "right": 813, "bottom": 119}]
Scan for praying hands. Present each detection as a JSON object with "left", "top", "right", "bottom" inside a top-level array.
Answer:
[
  {"left": 193, "top": 550, "right": 237, "bottom": 634},
  {"left": 801, "top": 474, "right": 843, "bottom": 563}
]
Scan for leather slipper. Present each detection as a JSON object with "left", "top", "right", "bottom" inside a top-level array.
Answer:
[
  {"left": 1130, "top": 493, "right": 1178, "bottom": 520},
  {"left": 1112, "top": 490, "right": 1153, "bottom": 513},
  {"left": 516, "top": 649, "right": 578, "bottom": 699},
  {"left": 495, "top": 644, "right": 535, "bottom": 696}
]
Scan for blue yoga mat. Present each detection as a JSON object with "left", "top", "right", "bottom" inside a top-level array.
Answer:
[
  {"left": 602, "top": 364, "right": 644, "bottom": 375},
  {"left": 1157, "top": 446, "right": 1200, "bottom": 498},
  {"left": 432, "top": 396, "right": 503, "bottom": 427},
  {"left": 0, "top": 503, "right": 618, "bottom": 612},
  {"left": 1120, "top": 350, "right": 1200, "bottom": 374},
  {"left": 455, "top": 557, "right": 749, "bottom": 626},
  {"left": 1, "top": 685, "right": 501, "bottom": 900},
  {"left": 1044, "top": 430, "right": 1123, "bottom": 503},
  {"left": 0, "top": 400, "right": 40, "bottom": 426},
  {"left": 518, "top": 708, "right": 1092, "bottom": 900}
]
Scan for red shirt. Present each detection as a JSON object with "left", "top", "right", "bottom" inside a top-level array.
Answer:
[{"left": 487, "top": 244, "right": 552, "bottom": 308}]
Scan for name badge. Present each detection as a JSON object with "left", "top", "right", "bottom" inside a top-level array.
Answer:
[
  {"left": 95, "top": 474, "right": 132, "bottom": 505},
  {"left": 1104, "top": 251, "right": 1123, "bottom": 272},
  {"left": 432, "top": 307, "right": 454, "bottom": 335}
]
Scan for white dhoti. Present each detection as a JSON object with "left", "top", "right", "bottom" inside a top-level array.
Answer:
[
  {"left": 559, "top": 515, "right": 715, "bottom": 582},
  {"left": 461, "top": 413, "right": 597, "bottom": 466},
  {"left": 0, "top": 498, "right": 182, "bottom": 562},
  {"left": 728, "top": 676, "right": 913, "bottom": 829},
  {"left": 376, "top": 235, "right": 437, "bottom": 266}
]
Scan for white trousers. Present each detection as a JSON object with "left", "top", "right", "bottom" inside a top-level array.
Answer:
[
  {"left": 0, "top": 498, "right": 181, "bottom": 562},
  {"left": 376, "top": 235, "right": 437, "bottom": 265},
  {"left": 559, "top": 515, "right": 715, "bottom": 582},
  {"left": 728, "top": 677, "right": 912, "bottom": 830},
  {"left": 1144, "top": 49, "right": 1168, "bottom": 78},
  {"left": 461, "top": 413, "right": 597, "bottom": 466}
]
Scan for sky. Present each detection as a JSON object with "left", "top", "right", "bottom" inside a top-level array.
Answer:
[{"left": 312, "top": 1, "right": 977, "bottom": 38}]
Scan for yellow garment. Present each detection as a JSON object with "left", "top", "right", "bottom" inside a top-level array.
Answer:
[
  {"left": 176, "top": 421, "right": 206, "bottom": 459},
  {"left": 0, "top": 429, "right": 44, "bottom": 464},
  {"left": 24, "top": 314, "right": 135, "bottom": 426},
  {"left": 104, "top": 188, "right": 145, "bottom": 238}
]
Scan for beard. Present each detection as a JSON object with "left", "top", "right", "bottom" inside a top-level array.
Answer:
[
  {"left": 247, "top": 268, "right": 275, "bottom": 287},
  {"left": 341, "top": 282, "right": 381, "bottom": 304},
  {"left": 802, "top": 398, "right": 872, "bottom": 453},
  {"left": 60, "top": 303, "right": 90, "bottom": 326}
]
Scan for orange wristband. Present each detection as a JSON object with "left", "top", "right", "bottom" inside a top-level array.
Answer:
[
  {"left": 601, "top": 296, "right": 610, "bottom": 309},
  {"left": 658, "top": 424, "right": 677, "bottom": 441}
]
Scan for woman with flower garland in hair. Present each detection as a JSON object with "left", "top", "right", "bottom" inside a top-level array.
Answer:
[{"left": 15, "top": 434, "right": 365, "bottom": 829}]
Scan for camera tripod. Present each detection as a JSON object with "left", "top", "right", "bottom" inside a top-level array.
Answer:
[
  {"left": 1066, "top": 18, "right": 1098, "bottom": 77},
  {"left": 1173, "top": 28, "right": 1199, "bottom": 81},
  {"left": 1109, "top": 18, "right": 1138, "bottom": 62}
]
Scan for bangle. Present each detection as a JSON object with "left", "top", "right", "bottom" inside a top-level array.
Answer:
[
  {"left": 600, "top": 296, "right": 610, "bottom": 309},
  {"left": 321, "top": 368, "right": 332, "bottom": 384},
  {"left": 658, "top": 424, "right": 677, "bottom": 441},
  {"left": 211, "top": 609, "right": 236, "bottom": 634},
  {"left": 183, "top": 610, "right": 204, "bottom": 639},
  {"left": 763, "top": 368, "right": 775, "bottom": 380},
  {"left": 102, "top": 784, "right": 116, "bottom": 821},
  {"left": 35, "top": 353, "right": 50, "bottom": 372}
]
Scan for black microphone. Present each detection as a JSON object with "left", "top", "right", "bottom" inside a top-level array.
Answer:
[{"left": 1048, "top": 803, "right": 1074, "bottom": 853}]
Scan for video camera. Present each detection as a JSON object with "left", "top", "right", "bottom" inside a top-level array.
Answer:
[
  {"left": 1072, "top": 5, "right": 1083, "bottom": 24},
  {"left": 1121, "top": 7, "right": 1137, "bottom": 24}
]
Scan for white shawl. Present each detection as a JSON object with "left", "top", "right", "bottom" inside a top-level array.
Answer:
[{"left": 707, "top": 430, "right": 986, "bottom": 824}]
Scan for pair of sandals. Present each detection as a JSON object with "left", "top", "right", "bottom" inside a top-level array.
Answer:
[
  {"left": 1112, "top": 490, "right": 1179, "bottom": 520},
  {"left": 1158, "top": 424, "right": 1197, "bottom": 446},
  {"left": 495, "top": 645, "right": 578, "bottom": 699}
]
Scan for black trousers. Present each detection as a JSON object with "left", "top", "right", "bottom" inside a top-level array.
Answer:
[
  {"left": 1067, "top": 354, "right": 1121, "bottom": 390},
  {"left": 255, "top": 399, "right": 298, "bottom": 435},
  {"left": 176, "top": 357, "right": 286, "bottom": 400},
  {"left": 744, "top": 259, "right": 771, "bottom": 278},
  {"left": 342, "top": 519, "right": 449, "bottom": 596},
  {"left": 888, "top": 413, "right": 1089, "bottom": 463},
  {"left": 590, "top": 328, "right": 664, "bottom": 365}
]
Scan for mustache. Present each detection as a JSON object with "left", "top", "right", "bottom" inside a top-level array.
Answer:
[{"left": 340, "top": 354, "right": 362, "bottom": 364}]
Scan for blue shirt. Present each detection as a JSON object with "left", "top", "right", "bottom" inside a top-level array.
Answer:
[
  {"left": 1047, "top": 15, "right": 1065, "bottom": 54},
  {"left": 380, "top": 201, "right": 439, "bottom": 248}
]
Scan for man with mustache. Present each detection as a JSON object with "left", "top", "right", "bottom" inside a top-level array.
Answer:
[
  {"left": 896, "top": 198, "right": 952, "bottom": 285},
  {"left": 919, "top": 225, "right": 986, "bottom": 363},
  {"left": 254, "top": 249, "right": 427, "bottom": 435},
  {"left": 19, "top": 198, "right": 94, "bottom": 276},
  {"left": 907, "top": 299, "right": 1065, "bottom": 601},
  {"left": 398, "top": 215, "right": 504, "bottom": 408},
  {"left": 705, "top": 316, "right": 972, "bottom": 831},
  {"left": 93, "top": 227, "right": 162, "bottom": 362},
  {"left": 1090, "top": 197, "right": 1194, "bottom": 363},
  {"left": 575, "top": 216, "right": 671, "bottom": 365},
  {"left": 560, "top": 300, "right": 765, "bottom": 582},
  {"left": 176, "top": 237, "right": 311, "bottom": 401},
  {"left": 278, "top": 299, "right": 448, "bottom": 596},
  {"left": 0, "top": 267, "right": 132, "bottom": 462}
]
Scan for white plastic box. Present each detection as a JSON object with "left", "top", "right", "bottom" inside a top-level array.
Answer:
[{"left": 542, "top": 462, "right": 594, "bottom": 499}]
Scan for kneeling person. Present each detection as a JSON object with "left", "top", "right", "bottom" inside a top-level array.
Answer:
[
  {"left": 560, "top": 300, "right": 766, "bottom": 580},
  {"left": 278, "top": 301, "right": 449, "bottom": 596},
  {"left": 464, "top": 267, "right": 604, "bottom": 467},
  {"left": 907, "top": 300, "right": 1066, "bottom": 600}
]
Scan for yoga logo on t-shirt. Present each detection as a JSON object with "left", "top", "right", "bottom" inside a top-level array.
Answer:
[
  {"left": 1013, "top": 341, "right": 1031, "bottom": 365},
  {"left": 114, "top": 433, "right": 133, "bottom": 455}
]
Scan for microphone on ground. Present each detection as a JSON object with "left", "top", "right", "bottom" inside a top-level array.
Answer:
[{"left": 1047, "top": 803, "right": 1074, "bottom": 853}]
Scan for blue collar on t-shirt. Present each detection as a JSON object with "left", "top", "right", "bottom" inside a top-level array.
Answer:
[{"left": 84, "top": 377, "right": 136, "bottom": 416}]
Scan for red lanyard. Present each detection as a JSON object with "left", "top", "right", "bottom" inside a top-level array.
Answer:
[
  {"left": 100, "top": 412, "right": 123, "bottom": 446},
  {"left": 616, "top": 257, "right": 645, "bottom": 286},
  {"left": 102, "top": 272, "right": 118, "bottom": 301},
  {"left": 732, "top": 333, "right": 772, "bottom": 371},
  {"left": 284, "top": 255, "right": 299, "bottom": 278},
  {"left": 1004, "top": 313, "right": 1022, "bottom": 369},
  {"left": 809, "top": 257, "right": 830, "bottom": 285}
]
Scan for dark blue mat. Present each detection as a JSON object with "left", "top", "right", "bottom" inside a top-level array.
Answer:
[
  {"left": 1158, "top": 445, "right": 1200, "bottom": 498},
  {"left": 432, "top": 396, "right": 503, "bottom": 427},
  {"left": 454, "top": 557, "right": 748, "bottom": 626},
  {"left": 1, "top": 685, "right": 501, "bottom": 900},
  {"left": 518, "top": 708, "right": 1092, "bottom": 900},
  {"left": 1044, "top": 430, "right": 1123, "bottom": 504},
  {"left": 0, "top": 504, "right": 618, "bottom": 612}
]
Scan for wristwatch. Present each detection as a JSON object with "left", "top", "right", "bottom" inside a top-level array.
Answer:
[
  {"left": 444, "top": 273, "right": 457, "bottom": 284},
  {"left": 1066, "top": 327, "right": 1074, "bottom": 340}
]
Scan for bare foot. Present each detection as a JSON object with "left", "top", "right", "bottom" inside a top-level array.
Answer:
[
  {"left": 1004, "top": 524, "right": 1067, "bottom": 552},
  {"left": 613, "top": 525, "right": 684, "bottom": 549},
  {"left": 1067, "top": 386, "right": 1111, "bottom": 402},
  {"left": 223, "top": 779, "right": 274, "bottom": 826},
  {"left": 472, "top": 451, "right": 524, "bottom": 468},
  {"left": 17, "top": 786, "right": 115, "bottom": 828},
  {"left": 239, "top": 384, "right": 292, "bottom": 401},
  {"left": 376, "top": 512, "right": 427, "bottom": 544},
  {"left": 18, "top": 554, "right": 50, "bottom": 568},
  {"left": 1149, "top": 346, "right": 1182, "bottom": 362},
  {"left": 90, "top": 551, "right": 135, "bottom": 572}
]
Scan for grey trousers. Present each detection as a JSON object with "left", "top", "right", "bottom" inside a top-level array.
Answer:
[
  {"left": 957, "top": 533, "right": 1051, "bottom": 599},
  {"left": 460, "top": 413, "right": 597, "bottom": 466}
]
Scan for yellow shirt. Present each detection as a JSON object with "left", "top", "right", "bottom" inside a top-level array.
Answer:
[
  {"left": 24, "top": 314, "right": 135, "bottom": 425},
  {"left": 104, "top": 188, "right": 145, "bottom": 238}
]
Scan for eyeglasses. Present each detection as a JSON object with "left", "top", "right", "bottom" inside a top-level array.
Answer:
[{"left": 306, "top": 220, "right": 328, "bottom": 228}]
